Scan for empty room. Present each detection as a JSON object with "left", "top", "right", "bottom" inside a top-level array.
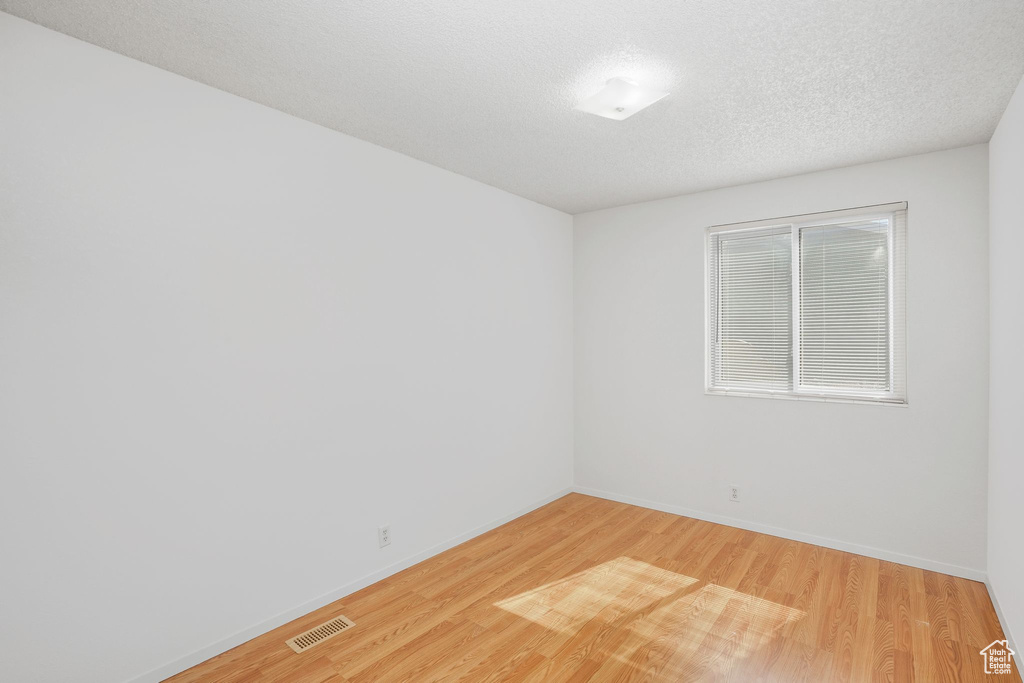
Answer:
[{"left": 2, "top": 1, "right": 1023, "bottom": 681}]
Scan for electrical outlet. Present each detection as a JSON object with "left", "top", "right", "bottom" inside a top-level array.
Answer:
[
  {"left": 378, "top": 524, "right": 391, "bottom": 548},
  {"left": 728, "top": 486, "right": 740, "bottom": 503}
]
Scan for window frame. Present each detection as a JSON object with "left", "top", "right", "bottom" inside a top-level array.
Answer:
[{"left": 705, "top": 202, "right": 908, "bottom": 405}]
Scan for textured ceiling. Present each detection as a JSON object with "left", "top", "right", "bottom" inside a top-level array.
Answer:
[{"left": 4, "top": 1, "right": 1024, "bottom": 214}]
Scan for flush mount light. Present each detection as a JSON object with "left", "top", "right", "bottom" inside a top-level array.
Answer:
[{"left": 574, "top": 77, "right": 669, "bottom": 121}]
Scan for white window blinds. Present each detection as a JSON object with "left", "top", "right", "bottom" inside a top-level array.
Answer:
[
  {"left": 707, "top": 203, "right": 907, "bottom": 404},
  {"left": 799, "top": 219, "right": 890, "bottom": 392},
  {"left": 708, "top": 226, "right": 792, "bottom": 391}
]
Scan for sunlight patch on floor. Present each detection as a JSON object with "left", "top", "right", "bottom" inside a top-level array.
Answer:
[
  {"left": 604, "top": 582, "right": 806, "bottom": 678},
  {"left": 495, "top": 557, "right": 699, "bottom": 633},
  {"left": 495, "top": 556, "right": 805, "bottom": 678}
]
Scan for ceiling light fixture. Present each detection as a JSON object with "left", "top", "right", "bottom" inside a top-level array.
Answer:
[{"left": 574, "top": 77, "right": 668, "bottom": 121}]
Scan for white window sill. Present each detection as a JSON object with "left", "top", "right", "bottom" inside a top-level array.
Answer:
[{"left": 705, "top": 389, "right": 908, "bottom": 407}]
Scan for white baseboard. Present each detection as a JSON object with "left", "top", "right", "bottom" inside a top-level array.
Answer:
[
  {"left": 572, "top": 485, "right": 988, "bottom": 582},
  {"left": 986, "top": 579, "right": 1019, "bottom": 656},
  {"left": 127, "top": 486, "right": 573, "bottom": 683}
]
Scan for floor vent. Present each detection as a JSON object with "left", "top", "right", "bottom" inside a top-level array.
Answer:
[{"left": 285, "top": 615, "right": 355, "bottom": 653}]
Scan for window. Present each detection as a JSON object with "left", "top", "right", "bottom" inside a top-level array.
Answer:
[{"left": 706, "top": 202, "right": 907, "bottom": 404}]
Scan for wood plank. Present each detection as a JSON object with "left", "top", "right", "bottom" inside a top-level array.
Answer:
[{"left": 167, "top": 494, "right": 1021, "bottom": 682}]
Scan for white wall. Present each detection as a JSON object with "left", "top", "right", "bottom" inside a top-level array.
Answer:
[
  {"left": 989, "top": 74, "right": 1024, "bottom": 651},
  {"left": 575, "top": 145, "right": 990, "bottom": 577},
  {"left": 0, "top": 14, "right": 572, "bottom": 683}
]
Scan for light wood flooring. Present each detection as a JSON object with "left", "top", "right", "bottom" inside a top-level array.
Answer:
[{"left": 168, "top": 494, "right": 1019, "bottom": 682}]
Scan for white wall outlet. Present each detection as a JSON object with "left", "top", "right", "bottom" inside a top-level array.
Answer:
[
  {"left": 378, "top": 524, "right": 391, "bottom": 548},
  {"left": 728, "top": 486, "right": 740, "bottom": 503}
]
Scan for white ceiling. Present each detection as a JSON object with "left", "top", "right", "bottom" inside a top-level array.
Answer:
[{"left": 4, "top": 1, "right": 1024, "bottom": 214}]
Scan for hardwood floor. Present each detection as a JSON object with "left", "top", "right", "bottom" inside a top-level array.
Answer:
[{"left": 168, "top": 494, "right": 1019, "bottom": 682}]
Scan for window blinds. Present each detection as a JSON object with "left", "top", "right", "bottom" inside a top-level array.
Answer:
[
  {"left": 799, "top": 219, "right": 890, "bottom": 392},
  {"left": 706, "top": 203, "right": 907, "bottom": 403},
  {"left": 708, "top": 226, "right": 792, "bottom": 391}
]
